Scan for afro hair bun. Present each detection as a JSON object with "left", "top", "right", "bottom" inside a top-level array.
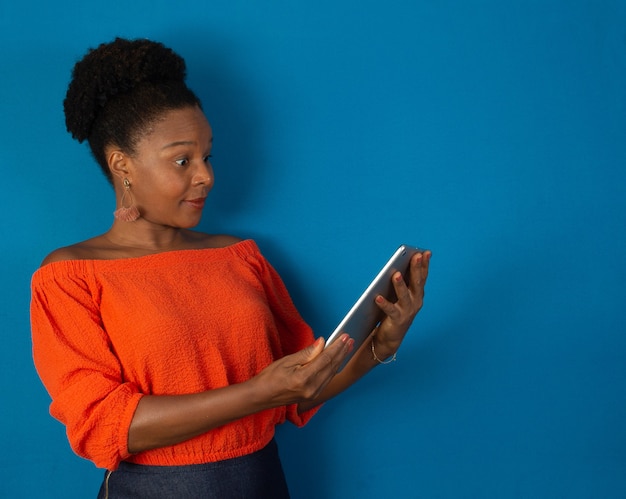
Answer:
[{"left": 64, "top": 37, "right": 188, "bottom": 142}]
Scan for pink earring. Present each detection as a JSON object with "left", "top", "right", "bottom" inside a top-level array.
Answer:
[{"left": 113, "top": 178, "right": 140, "bottom": 222}]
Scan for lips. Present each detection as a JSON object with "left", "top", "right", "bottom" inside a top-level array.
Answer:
[{"left": 184, "top": 197, "right": 206, "bottom": 209}]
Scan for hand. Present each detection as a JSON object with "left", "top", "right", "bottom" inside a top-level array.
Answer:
[
  {"left": 251, "top": 334, "right": 354, "bottom": 408},
  {"left": 373, "top": 250, "right": 431, "bottom": 352}
]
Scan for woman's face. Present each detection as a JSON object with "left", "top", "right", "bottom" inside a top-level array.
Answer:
[{"left": 121, "top": 105, "right": 214, "bottom": 229}]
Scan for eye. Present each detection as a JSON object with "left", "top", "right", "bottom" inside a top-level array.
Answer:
[
  {"left": 203, "top": 154, "right": 213, "bottom": 164},
  {"left": 175, "top": 158, "right": 189, "bottom": 167}
]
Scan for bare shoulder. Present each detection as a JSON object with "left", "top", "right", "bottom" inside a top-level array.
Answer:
[
  {"left": 187, "top": 231, "right": 244, "bottom": 249},
  {"left": 40, "top": 236, "right": 110, "bottom": 267},
  {"left": 211, "top": 234, "right": 245, "bottom": 248},
  {"left": 40, "top": 247, "right": 78, "bottom": 267}
]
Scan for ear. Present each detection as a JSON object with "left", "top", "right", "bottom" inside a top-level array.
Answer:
[{"left": 106, "top": 147, "right": 132, "bottom": 182}]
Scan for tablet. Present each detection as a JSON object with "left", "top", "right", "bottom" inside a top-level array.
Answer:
[{"left": 325, "top": 244, "right": 423, "bottom": 369}]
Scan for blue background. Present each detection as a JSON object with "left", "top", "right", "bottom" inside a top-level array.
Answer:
[{"left": 2, "top": 1, "right": 625, "bottom": 497}]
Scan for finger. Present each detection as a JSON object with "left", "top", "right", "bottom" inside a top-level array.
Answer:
[
  {"left": 409, "top": 251, "right": 430, "bottom": 290},
  {"left": 298, "top": 333, "right": 350, "bottom": 367},
  {"left": 420, "top": 250, "right": 431, "bottom": 279},
  {"left": 389, "top": 270, "right": 412, "bottom": 308},
  {"left": 323, "top": 333, "right": 353, "bottom": 358},
  {"left": 410, "top": 253, "right": 424, "bottom": 285},
  {"left": 289, "top": 337, "right": 325, "bottom": 367},
  {"left": 375, "top": 293, "right": 401, "bottom": 319}
]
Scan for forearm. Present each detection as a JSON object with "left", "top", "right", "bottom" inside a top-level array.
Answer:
[{"left": 128, "top": 379, "right": 268, "bottom": 454}]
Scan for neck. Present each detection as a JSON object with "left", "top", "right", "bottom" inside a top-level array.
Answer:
[{"left": 105, "top": 221, "right": 191, "bottom": 252}]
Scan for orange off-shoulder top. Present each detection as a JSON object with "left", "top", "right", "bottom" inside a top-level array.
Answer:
[{"left": 30, "top": 239, "right": 318, "bottom": 470}]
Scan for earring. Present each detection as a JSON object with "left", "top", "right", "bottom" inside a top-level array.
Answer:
[{"left": 113, "top": 178, "right": 140, "bottom": 222}]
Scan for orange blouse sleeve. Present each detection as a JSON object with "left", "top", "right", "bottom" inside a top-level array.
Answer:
[
  {"left": 244, "top": 248, "right": 321, "bottom": 426},
  {"left": 30, "top": 262, "right": 143, "bottom": 470}
]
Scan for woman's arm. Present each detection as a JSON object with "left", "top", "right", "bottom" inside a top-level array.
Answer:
[
  {"left": 297, "top": 250, "right": 431, "bottom": 413},
  {"left": 128, "top": 334, "right": 353, "bottom": 453}
]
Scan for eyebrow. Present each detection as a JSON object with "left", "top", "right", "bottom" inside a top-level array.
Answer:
[{"left": 161, "top": 139, "right": 213, "bottom": 150}]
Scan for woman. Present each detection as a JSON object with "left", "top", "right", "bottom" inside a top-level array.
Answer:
[{"left": 30, "top": 37, "right": 431, "bottom": 498}]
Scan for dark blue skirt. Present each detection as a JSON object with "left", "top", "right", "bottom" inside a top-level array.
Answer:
[{"left": 97, "top": 438, "right": 290, "bottom": 498}]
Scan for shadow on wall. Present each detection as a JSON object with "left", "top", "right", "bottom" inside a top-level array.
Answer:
[{"left": 163, "top": 33, "right": 265, "bottom": 232}]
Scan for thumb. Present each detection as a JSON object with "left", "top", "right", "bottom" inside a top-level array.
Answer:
[{"left": 296, "top": 337, "right": 325, "bottom": 365}]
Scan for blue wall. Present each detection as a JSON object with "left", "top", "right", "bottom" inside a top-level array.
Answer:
[{"left": 2, "top": 1, "right": 625, "bottom": 497}]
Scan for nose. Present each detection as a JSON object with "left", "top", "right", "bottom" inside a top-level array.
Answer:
[{"left": 193, "top": 160, "right": 214, "bottom": 188}]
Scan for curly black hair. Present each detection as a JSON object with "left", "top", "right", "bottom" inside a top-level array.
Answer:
[{"left": 63, "top": 37, "right": 202, "bottom": 182}]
